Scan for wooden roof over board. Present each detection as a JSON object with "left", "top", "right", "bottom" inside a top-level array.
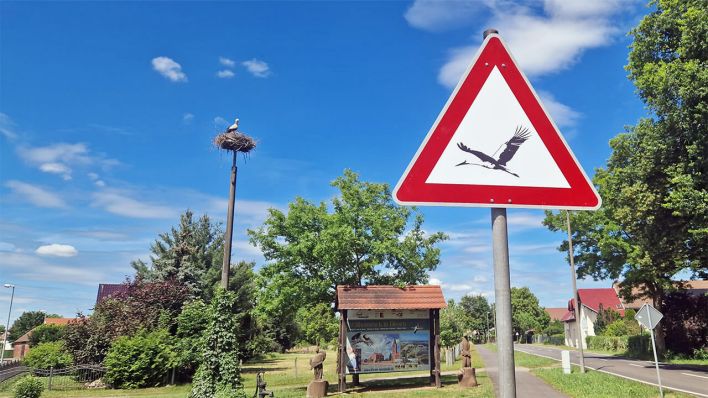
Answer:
[{"left": 335, "top": 285, "right": 447, "bottom": 310}]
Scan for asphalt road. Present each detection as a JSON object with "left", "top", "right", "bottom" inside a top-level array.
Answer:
[{"left": 514, "top": 344, "right": 708, "bottom": 397}]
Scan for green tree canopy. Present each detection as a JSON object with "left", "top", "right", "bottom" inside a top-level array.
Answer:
[
  {"left": 8, "top": 311, "right": 58, "bottom": 342},
  {"left": 510, "top": 287, "right": 549, "bottom": 336},
  {"left": 249, "top": 169, "right": 447, "bottom": 311},
  {"left": 28, "top": 324, "right": 65, "bottom": 347},
  {"left": 543, "top": 0, "right": 707, "bottom": 355},
  {"left": 132, "top": 210, "right": 224, "bottom": 301},
  {"left": 440, "top": 299, "right": 469, "bottom": 348},
  {"left": 459, "top": 294, "right": 493, "bottom": 336}
]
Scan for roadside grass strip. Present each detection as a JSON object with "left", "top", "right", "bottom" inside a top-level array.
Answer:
[
  {"left": 533, "top": 366, "right": 693, "bottom": 398},
  {"left": 483, "top": 344, "right": 558, "bottom": 369}
]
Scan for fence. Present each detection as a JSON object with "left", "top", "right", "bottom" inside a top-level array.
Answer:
[
  {"left": 533, "top": 334, "right": 565, "bottom": 346},
  {"left": 0, "top": 365, "right": 106, "bottom": 391}
]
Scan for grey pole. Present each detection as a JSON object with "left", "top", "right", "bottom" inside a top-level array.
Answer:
[
  {"left": 221, "top": 152, "right": 238, "bottom": 289},
  {"left": 491, "top": 208, "right": 516, "bottom": 398},
  {"left": 1, "top": 284, "right": 15, "bottom": 363},
  {"left": 647, "top": 309, "right": 664, "bottom": 397},
  {"left": 566, "top": 211, "right": 585, "bottom": 373}
]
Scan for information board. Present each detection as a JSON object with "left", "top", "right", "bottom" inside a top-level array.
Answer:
[{"left": 345, "top": 310, "right": 430, "bottom": 374}]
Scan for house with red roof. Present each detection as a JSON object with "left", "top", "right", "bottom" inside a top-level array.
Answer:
[{"left": 561, "top": 288, "right": 625, "bottom": 349}]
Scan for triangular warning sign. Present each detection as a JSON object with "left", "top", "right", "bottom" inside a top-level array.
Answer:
[{"left": 394, "top": 34, "right": 601, "bottom": 210}]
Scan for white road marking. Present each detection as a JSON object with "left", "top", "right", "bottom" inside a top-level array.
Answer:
[
  {"left": 629, "top": 364, "right": 643, "bottom": 368},
  {"left": 682, "top": 372, "right": 708, "bottom": 380}
]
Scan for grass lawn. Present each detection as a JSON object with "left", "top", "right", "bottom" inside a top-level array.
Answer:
[
  {"left": 481, "top": 343, "right": 558, "bottom": 369},
  {"left": 532, "top": 366, "right": 693, "bottom": 398},
  {"left": 0, "top": 345, "right": 494, "bottom": 398}
]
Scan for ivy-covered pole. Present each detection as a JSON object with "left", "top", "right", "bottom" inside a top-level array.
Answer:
[{"left": 214, "top": 118, "right": 256, "bottom": 289}]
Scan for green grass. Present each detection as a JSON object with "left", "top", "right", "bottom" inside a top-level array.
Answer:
[
  {"left": 481, "top": 343, "right": 558, "bottom": 369},
  {"left": 533, "top": 366, "right": 693, "bottom": 398},
  {"left": 0, "top": 345, "right": 494, "bottom": 398}
]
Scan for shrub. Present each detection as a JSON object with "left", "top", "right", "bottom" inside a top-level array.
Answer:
[
  {"left": 28, "top": 324, "right": 65, "bottom": 347},
  {"left": 586, "top": 335, "right": 629, "bottom": 352},
  {"left": 603, "top": 320, "right": 630, "bottom": 337},
  {"left": 104, "top": 329, "right": 177, "bottom": 389},
  {"left": 23, "top": 342, "right": 72, "bottom": 369},
  {"left": 13, "top": 376, "right": 44, "bottom": 398},
  {"left": 190, "top": 288, "right": 246, "bottom": 398}
]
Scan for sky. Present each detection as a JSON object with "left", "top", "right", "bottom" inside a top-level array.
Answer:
[{"left": 0, "top": 0, "right": 651, "bottom": 324}]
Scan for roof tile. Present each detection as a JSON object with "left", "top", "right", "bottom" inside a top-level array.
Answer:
[{"left": 335, "top": 285, "right": 447, "bottom": 310}]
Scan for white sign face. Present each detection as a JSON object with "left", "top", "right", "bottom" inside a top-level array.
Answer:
[
  {"left": 425, "top": 67, "right": 570, "bottom": 189},
  {"left": 635, "top": 303, "right": 663, "bottom": 330}
]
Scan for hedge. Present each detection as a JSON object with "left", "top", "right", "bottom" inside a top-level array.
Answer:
[{"left": 586, "top": 335, "right": 651, "bottom": 358}]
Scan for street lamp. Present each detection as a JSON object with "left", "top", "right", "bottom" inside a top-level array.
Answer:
[{"left": 1, "top": 284, "right": 15, "bottom": 363}]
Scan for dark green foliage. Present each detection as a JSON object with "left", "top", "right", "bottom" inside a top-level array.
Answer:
[
  {"left": 440, "top": 299, "right": 469, "bottom": 348},
  {"left": 8, "top": 312, "right": 56, "bottom": 341},
  {"left": 174, "top": 300, "right": 210, "bottom": 377},
  {"left": 661, "top": 291, "right": 708, "bottom": 356},
  {"left": 296, "top": 303, "right": 338, "bottom": 346},
  {"left": 132, "top": 210, "right": 225, "bottom": 302},
  {"left": 459, "top": 294, "right": 493, "bottom": 340},
  {"left": 28, "top": 324, "right": 65, "bottom": 347},
  {"left": 62, "top": 315, "right": 110, "bottom": 365},
  {"left": 544, "top": 320, "right": 564, "bottom": 336},
  {"left": 12, "top": 376, "right": 43, "bottom": 398},
  {"left": 190, "top": 288, "right": 246, "bottom": 398},
  {"left": 586, "top": 335, "right": 652, "bottom": 358},
  {"left": 510, "top": 287, "right": 550, "bottom": 337},
  {"left": 23, "top": 341, "right": 72, "bottom": 369},
  {"left": 594, "top": 304, "right": 621, "bottom": 335},
  {"left": 104, "top": 329, "right": 177, "bottom": 389}
]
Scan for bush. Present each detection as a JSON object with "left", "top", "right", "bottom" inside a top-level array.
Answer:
[
  {"left": 587, "top": 335, "right": 629, "bottom": 352},
  {"left": 13, "top": 376, "right": 44, "bottom": 398},
  {"left": 23, "top": 342, "right": 72, "bottom": 369},
  {"left": 543, "top": 334, "right": 565, "bottom": 346},
  {"left": 603, "top": 320, "right": 630, "bottom": 337},
  {"left": 104, "top": 329, "right": 177, "bottom": 389},
  {"left": 28, "top": 324, "right": 65, "bottom": 347}
]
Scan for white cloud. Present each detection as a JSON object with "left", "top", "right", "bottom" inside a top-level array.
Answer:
[
  {"left": 404, "top": 0, "right": 487, "bottom": 32},
  {"left": 214, "top": 116, "right": 229, "bottom": 129},
  {"left": 5, "top": 180, "right": 67, "bottom": 208},
  {"left": 36, "top": 244, "right": 78, "bottom": 257},
  {"left": 87, "top": 172, "right": 106, "bottom": 187},
  {"left": 242, "top": 59, "right": 271, "bottom": 77},
  {"left": 219, "top": 57, "right": 236, "bottom": 68},
  {"left": 17, "top": 142, "right": 115, "bottom": 180},
  {"left": 183, "top": 113, "right": 194, "bottom": 123},
  {"left": 431, "top": 0, "right": 626, "bottom": 87},
  {"left": 151, "top": 56, "right": 188, "bottom": 82},
  {"left": 217, "top": 70, "right": 235, "bottom": 79},
  {"left": 0, "top": 112, "right": 19, "bottom": 140},
  {"left": 429, "top": 277, "right": 443, "bottom": 285},
  {"left": 538, "top": 91, "right": 581, "bottom": 128},
  {"left": 507, "top": 212, "right": 546, "bottom": 229},
  {"left": 40, "top": 163, "right": 72, "bottom": 180},
  {"left": 92, "top": 190, "right": 176, "bottom": 219}
]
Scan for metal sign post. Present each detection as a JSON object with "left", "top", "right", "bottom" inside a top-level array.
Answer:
[
  {"left": 492, "top": 208, "right": 516, "bottom": 398},
  {"left": 636, "top": 304, "right": 664, "bottom": 398},
  {"left": 565, "top": 211, "right": 585, "bottom": 373}
]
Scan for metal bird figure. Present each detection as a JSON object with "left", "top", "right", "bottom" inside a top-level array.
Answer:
[{"left": 455, "top": 126, "right": 531, "bottom": 178}]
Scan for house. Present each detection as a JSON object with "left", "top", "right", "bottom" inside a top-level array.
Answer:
[
  {"left": 612, "top": 280, "right": 708, "bottom": 310},
  {"left": 96, "top": 283, "right": 130, "bottom": 304},
  {"left": 11, "top": 317, "right": 79, "bottom": 360},
  {"left": 561, "top": 288, "right": 624, "bottom": 349},
  {"left": 544, "top": 308, "right": 567, "bottom": 322}
]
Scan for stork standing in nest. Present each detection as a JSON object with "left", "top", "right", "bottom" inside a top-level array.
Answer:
[
  {"left": 213, "top": 118, "right": 256, "bottom": 289},
  {"left": 455, "top": 126, "right": 531, "bottom": 178}
]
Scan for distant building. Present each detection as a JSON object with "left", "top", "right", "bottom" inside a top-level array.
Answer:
[
  {"left": 96, "top": 283, "right": 130, "bottom": 305},
  {"left": 544, "top": 308, "right": 567, "bottom": 322},
  {"left": 561, "top": 288, "right": 624, "bottom": 349},
  {"left": 11, "top": 318, "right": 79, "bottom": 360},
  {"left": 613, "top": 280, "right": 708, "bottom": 310}
]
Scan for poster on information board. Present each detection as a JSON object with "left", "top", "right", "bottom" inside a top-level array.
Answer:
[{"left": 345, "top": 310, "right": 430, "bottom": 374}]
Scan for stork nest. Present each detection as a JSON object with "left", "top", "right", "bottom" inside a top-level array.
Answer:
[{"left": 213, "top": 131, "right": 256, "bottom": 153}]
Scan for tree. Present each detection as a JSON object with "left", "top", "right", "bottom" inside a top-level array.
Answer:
[
  {"left": 440, "top": 299, "right": 469, "bottom": 348},
  {"left": 132, "top": 210, "right": 224, "bottom": 301},
  {"left": 543, "top": 0, "right": 707, "bottom": 356},
  {"left": 28, "top": 324, "right": 65, "bottom": 347},
  {"left": 249, "top": 169, "right": 447, "bottom": 312},
  {"left": 296, "top": 303, "right": 338, "bottom": 346},
  {"left": 459, "top": 294, "right": 492, "bottom": 340},
  {"left": 510, "top": 287, "right": 549, "bottom": 339},
  {"left": 8, "top": 311, "right": 58, "bottom": 342},
  {"left": 594, "top": 304, "right": 621, "bottom": 336}
]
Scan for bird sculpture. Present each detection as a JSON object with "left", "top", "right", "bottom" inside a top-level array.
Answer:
[{"left": 455, "top": 126, "right": 532, "bottom": 178}]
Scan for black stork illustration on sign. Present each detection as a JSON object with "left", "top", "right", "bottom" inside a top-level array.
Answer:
[{"left": 455, "top": 126, "right": 532, "bottom": 178}]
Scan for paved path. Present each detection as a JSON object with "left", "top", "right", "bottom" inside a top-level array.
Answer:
[
  {"left": 515, "top": 344, "right": 708, "bottom": 397},
  {"left": 476, "top": 344, "right": 568, "bottom": 398}
]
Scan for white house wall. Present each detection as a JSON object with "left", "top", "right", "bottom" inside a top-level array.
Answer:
[{"left": 563, "top": 305, "right": 597, "bottom": 349}]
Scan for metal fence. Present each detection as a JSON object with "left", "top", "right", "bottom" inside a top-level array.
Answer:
[{"left": 0, "top": 365, "right": 106, "bottom": 391}]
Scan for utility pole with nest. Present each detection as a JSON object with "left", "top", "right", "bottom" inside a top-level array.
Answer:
[{"left": 213, "top": 118, "right": 256, "bottom": 290}]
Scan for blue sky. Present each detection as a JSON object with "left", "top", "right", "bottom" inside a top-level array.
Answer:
[{"left": 1, "top": 1, "right": 649, "bottom": 323}]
